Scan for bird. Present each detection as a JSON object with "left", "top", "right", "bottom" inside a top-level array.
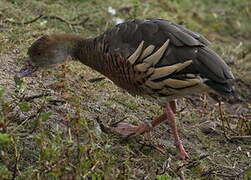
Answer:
[{"left": 15, "top": 18, "right": 235, "bottom": 159}]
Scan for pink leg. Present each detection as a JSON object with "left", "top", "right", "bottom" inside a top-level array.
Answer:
[
  {"left": 169, "top": 100, "right": 177, "bottom": 113},
  {"left": 166, "top": 101, "right": 189, "bottom": 159},
  {"left": 111, "top": 100, "right": 189, "bottom": 159}
]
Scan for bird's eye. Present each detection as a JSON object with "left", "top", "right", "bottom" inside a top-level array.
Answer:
[{"left": 37, "top": 52, "right": 41, "bottom": 56}]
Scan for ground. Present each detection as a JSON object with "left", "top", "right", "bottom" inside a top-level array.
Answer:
[{"left": 0, "top": 0, "right": 250, "bottom": 179}]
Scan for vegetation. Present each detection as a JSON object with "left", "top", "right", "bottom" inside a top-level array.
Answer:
[{"left": 0, "top": 0, "right": 250, "bottom": 179}]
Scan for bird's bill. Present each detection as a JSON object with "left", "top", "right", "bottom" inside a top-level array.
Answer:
[{"left": 15, "top": 57, "right": 39, "bottom": 78}]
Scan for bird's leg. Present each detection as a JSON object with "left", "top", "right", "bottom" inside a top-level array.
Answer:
[
  {"left": 166, "top": 101, "right": 189, "bottom": 159},
  {"left": 169, "top": 100, "right": 177, "bottom": 113},
  {"left": 111, "top": 113, "right": 167, "bottom": 138}
]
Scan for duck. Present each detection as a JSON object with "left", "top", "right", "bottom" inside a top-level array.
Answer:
[{"left": 15, "top": 18, "right": 235, "bottom": 159}]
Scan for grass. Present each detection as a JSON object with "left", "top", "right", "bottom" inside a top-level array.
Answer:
[{"left": 0, "top": 0, "right": 251, "bottom": 179}]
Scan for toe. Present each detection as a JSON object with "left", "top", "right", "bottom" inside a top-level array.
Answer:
[
  {"left": 110, "top": 123, "right": 138, "bottom": 137},
  {"left": 134, "top": 123, "right": 150, "bottom": 136},
  {"left": 175, "top": 150, "right": 189, "bottom": 160}
]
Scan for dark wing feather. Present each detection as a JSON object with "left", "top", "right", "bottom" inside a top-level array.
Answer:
[
  {"left": 155, "top": 19, "right": 209, "bottom": 46},
  {"left": 164, "top": 19, "right": 210, "bottom": 46}
]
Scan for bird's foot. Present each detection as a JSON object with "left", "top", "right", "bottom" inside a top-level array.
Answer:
[
  {"left": 174, "top": 141, "right": 189, "bottom": 160},
  {"left": 176, "top": 149, "right": 189, "bottom": 160},
  {"left": 111, "top": 122, "right": 151, "bottom": 138}
]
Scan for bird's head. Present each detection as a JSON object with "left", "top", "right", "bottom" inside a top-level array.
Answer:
[{"left": 15, "top": 34, "right": 76, "bottom": 78}]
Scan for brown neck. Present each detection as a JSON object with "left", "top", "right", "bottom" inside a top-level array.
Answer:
[
  {"left": 70, "top": 36, "right": 105, "bottom": 74},
  {"left": 56, "top": 34, "right": 109, "bottom": 78}
]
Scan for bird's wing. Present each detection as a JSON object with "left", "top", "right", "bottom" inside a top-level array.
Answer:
[{"left": 98, "top": 19, "right": 234, "bottom": 95}]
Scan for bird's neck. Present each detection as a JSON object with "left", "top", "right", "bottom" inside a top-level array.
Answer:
[{"left": 64, "top": 34, "right": 104, "bottom": 73}]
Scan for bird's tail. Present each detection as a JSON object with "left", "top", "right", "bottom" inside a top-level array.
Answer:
[{"left": 194, "top": 47, "right": 235, "bottom": 96}]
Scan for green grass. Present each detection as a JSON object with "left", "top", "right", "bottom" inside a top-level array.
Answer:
[{"left": 0, "top": 0, "right": 250, "bottom": 179}]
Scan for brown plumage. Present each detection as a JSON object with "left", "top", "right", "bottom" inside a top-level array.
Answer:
[{"left": 16, "top": 18, "right": 235, "bottom": 159}]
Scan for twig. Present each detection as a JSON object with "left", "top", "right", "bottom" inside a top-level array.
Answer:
[
  {"left": 137, "top": 140, "right": 166, "bottom": 155},
  {"left": 23, "top": 92, "right": 50, "bottom": 101},
  {"left": 88, "top": 77, "right": 105, "bottom": 83},
  {"left": 176, "top": 154, "right": 209, "bottom": 171},
  {"left": 3, "top": 14, "right": 89, "bottom": 26},
  {"left": 229, "top": 135, "right": 251, "bottom": 141},
  {"left": 83, "top": 161, "right": 100, "bottom": 178},
  {"left": 214, "top": 172, "right": 239, "bottom": 178},
  {"left": 48, "top": 99, "right": 66, "bottom": 105},
  {"left": 109, "top": 116, "right": 129, "bottom": 127},
  {"left": 218, "top": 102, "right": 232, "bottom": 140},
  {"left": 42, "top": 15, "right": 89, "bottom": 26},
  {"left": 5, "top": 15, "right": 43, "bottom": 25}
]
